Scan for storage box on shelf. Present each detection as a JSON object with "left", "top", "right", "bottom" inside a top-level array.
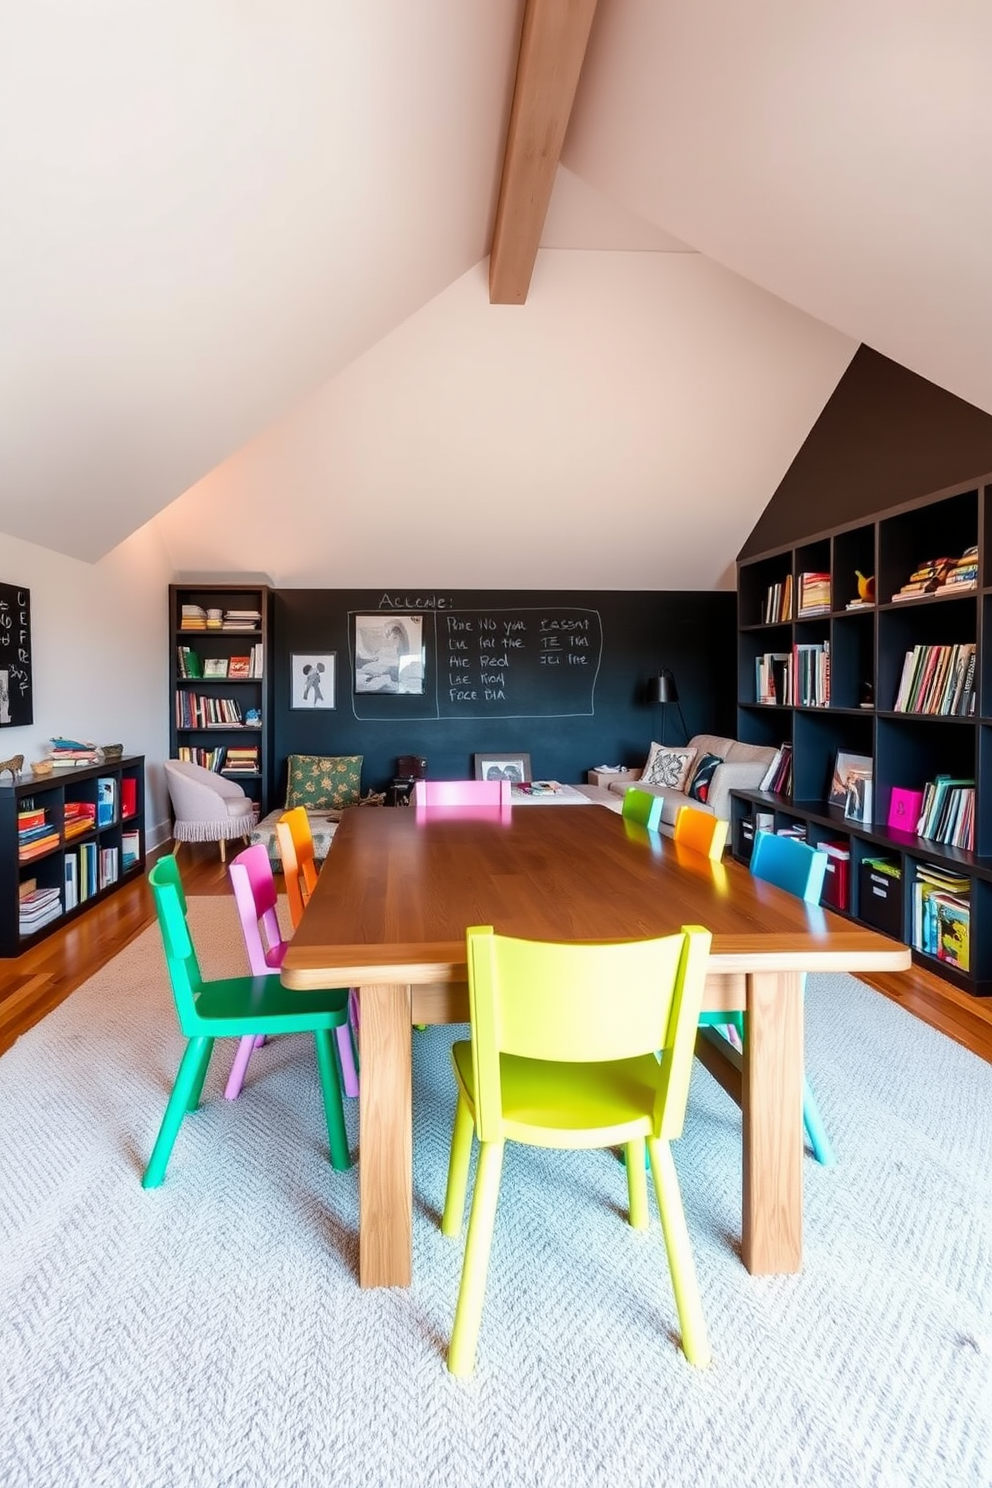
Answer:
[
  {"left": 0, "top": 756, "right": 145, "bottom": 957},
  {"left": 169, "top": 583, "right": 272, "bottom": 817},
  {"left": 734, "top": 471, "right": 992, "bottom": 995}
]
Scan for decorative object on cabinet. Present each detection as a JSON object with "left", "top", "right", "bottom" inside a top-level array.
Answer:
[
  {"left": 0, "top": 754, "right": 23, "bottom": 781},
  {"left": 290, "top": 653, "right": 335, "bottom": 709}
]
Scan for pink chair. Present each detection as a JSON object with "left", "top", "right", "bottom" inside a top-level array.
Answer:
[
  {"left": 225, "top": 843, "right": 359, "bottom": 1100},
  {"left": 413, "top": 779, "right": 511, "bottom": 806}
]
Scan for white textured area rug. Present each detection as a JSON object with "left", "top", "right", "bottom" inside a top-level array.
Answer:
[{"left": 1, "top": 898, "right": 991, "bottom": 1488}]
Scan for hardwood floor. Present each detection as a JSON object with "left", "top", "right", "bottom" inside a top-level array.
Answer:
[{"left": 2, "top": 842, "right": 991, "bottom": 1064}]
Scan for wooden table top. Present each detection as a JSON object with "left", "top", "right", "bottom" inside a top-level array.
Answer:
[{"left": 281, "top": 805, "right": 911, "bottom": 988}]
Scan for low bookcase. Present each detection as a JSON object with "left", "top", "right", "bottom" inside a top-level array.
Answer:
[{"left": 0, "top": 755, "right": 145, "bottom": 957}]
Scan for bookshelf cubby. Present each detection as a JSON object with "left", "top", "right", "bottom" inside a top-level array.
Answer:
[
  {"left": 169, "top": 583, "right": 273, "bottom": 817},
  {"left": 0, "top": 755, "right": 145, "bottom": 957},
  {"left": 733, "top": 472, "right": 992, "bottom": 995}
]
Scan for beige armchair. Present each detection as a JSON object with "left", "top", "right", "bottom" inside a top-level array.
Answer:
[{"left": 163, "top": 760, "right": 259, "bottom": 862}]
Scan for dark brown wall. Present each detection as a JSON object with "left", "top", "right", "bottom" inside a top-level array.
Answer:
[{"left": 740, "top": 345, "right": 992, "bottom": 558}]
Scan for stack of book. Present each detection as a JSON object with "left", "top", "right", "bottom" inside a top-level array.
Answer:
[
  {"left": 915, "top": 775, "right": 975, "bottom": 850},
  {"left": 797, "top": 571, "right": 831, "bottom": 615},
  {"left": 174, "top": 693, "right": 244, "bottom": 728},
  {"left": 19, "top": 885, "right": 62, "bottom": 934},
  {"left": 892, "top": 642, "right": 976, "bottom": 716},
  {"left": 222, "top": 745, "right": 259, "bottom": 774},
  {"left": 49, "top": 737, "right": 100, "bottom": 766},
  {"left": 891, "top": 556, "right": 955, "bottom": 601},
  {"left": 17, "top": 808, "right": 59, "bottom": 862},
  {"left": 64, "top": 801, "right": 97, "bottom": 839},
  {"left": 179, "top": 604, "right": 207, "bottom": 630},
  {"left": 933, "top": 545, "right": 979, "bottom": 596},
  {"left": 761, "top": 575, "right": 793, "bottom": 624},
  {"left": 514, "top": 780, "right": 563, "bottom": 795},
  {"left": 222, "top": 608, "right": 262, "bottom": 630},
  {"left": 912, "top": 864, "right": 970, "bottom": 972},
  {"left": 758, "top": 743, "right": 793, "bottom": 796}
]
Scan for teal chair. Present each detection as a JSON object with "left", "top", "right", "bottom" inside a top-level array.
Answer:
[
  {"left": 142, "top": 854, "right": 352, "bottom": 1188},
  {"left": 622, "top": 786, "right": 663, "bottom": 831},
  {"left": 702, "top": 831, "right": 835, "bottom": 1166}
]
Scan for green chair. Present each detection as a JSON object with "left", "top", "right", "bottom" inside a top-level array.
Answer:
[
  {"left": 142, "top": 854, "right": 351, "bottom": 1188},
  {"left": 621, "top": 785, "right": 664, "bottom": 830},
  {"left": 441, "top": 923, "right": 713, "bottom": 1377}
]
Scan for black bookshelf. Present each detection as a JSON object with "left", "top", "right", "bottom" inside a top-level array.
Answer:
[{"left": 734, "top": 473, "right": 992, "bottom": 995}]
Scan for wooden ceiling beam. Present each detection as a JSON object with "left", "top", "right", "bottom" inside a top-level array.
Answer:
[{"left": 489, "top": 0, "right": 600, "bottom": 305}]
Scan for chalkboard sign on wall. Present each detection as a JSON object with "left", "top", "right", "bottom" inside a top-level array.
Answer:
[
  {"left": 0, "top": 583, "right": 32, "bottom": 728},
  {"left": 350, "top": 606, "right": 603, "bottom": 720}
]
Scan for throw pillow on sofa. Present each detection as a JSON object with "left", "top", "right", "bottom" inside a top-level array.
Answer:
[
  {"left": 286, "top": 754, "right": 363, "bottom": 810},
  {"left": 688, "top": 752, "right": 724, "bottom": 804},
  {"left": 641, "top": 742, "right": 697, "bottom": 792}
]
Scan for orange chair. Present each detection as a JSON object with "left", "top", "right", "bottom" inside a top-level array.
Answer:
[
  {"left": 276, "top": 807, "right": 319, "bottom": 929},
  {"left": 673, "top": 805, "right": 728, "bottom": 861}
]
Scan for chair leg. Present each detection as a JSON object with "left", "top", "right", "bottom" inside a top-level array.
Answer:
[
  {"left": 648, "top": 1140, "right": 710, "bottom": 1367},
  {"left": 142, "top": 1037, "right": 212, "bottom": 1189},
  {"left": 447, "top": 1139, "right": 504, "bottom": 1377},
  {"left": 624, "top": 1136, "right": 650, "bottom": 1230},
  {"left": 334, "top": 1021, "right": 360, "bottom": 1098},
  {"left": 224, "top": 1034, "right": 259, "bottom": 1100},
  {"left": 313, "top": 1029, "right": 351, "bottom": 1171},
  {"left": 441, "top": 1092, "right": 475, "bottom": 1237},
  {"left": 802, "top": 1077, "right": 836, "bottom": 1166},
  {"left": 219, "top": 839, "right": 227, "bottom": 863},
  {"left": 186, "top": 1038, "right": 215, "bottom": 1111}
]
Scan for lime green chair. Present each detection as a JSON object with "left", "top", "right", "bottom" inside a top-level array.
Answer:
[
  {"left": 622, "top": 785, "right": 664, "bottom": 831},
  {"left": 440, "top": 923, "right": 713, "bottom": 1377},
  {"left": 142, "top": 855, "right": 351, "bottom": 1188}
]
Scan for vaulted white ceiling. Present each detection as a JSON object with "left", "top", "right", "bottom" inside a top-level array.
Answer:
[{"left": 1, "top": 2, "right": 987, "bottom": 581}]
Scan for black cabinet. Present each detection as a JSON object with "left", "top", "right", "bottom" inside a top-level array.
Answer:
[
  {"left": 169, "top": 583, "right": 273, "bottom": 816},
  {"left": 734, "top": 472, "right": 992, "bottom": 995},
  {"left": 0, "top": 755, "right": 145, "bottom": 957}
]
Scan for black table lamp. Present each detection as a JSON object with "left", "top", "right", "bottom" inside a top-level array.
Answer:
[{"left": 646, "top": 669, "right": 688, "bottom": 744}]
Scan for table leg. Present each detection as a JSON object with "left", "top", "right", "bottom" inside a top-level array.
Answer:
[
  {"left": 358, "top": 982, "right": 413, "bottom": 1287},
  {"left": 740, "top": 970, "right": 804, "bottom": 1274}
]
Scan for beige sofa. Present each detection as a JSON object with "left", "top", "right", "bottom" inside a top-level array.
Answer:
[{"left": 583, "top": 733, "right": 778, "bottom": 838}]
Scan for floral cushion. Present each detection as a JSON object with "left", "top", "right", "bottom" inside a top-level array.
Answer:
[
  {"left": 687, "top": 752, "right": 724, "bottom": 804},
  {"left": 286, "top": 754, "right": 363, "bottom": 810},
  {"left": 641, "top": 741, "right": 697, "bottom": 792}
]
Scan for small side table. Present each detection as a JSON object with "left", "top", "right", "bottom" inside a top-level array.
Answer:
[{"left": 586, "top": 768, "right": 642, "bottom": 790}]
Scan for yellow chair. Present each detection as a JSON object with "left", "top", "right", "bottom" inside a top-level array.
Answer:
[
  {"left": 440, "top": 923, "right": 713, "bottom": 1377},
  {"left": 673, "top": 804, "right": 729, "bottom": 861},
  {"left": 621, "top": 785, "right": 663, "bottom": 831},
  {"left": 276, "top": 806, "right": 319, "bottom": 929}
]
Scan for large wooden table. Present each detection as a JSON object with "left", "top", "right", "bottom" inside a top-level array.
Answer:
[{"left": 281, "top": 804, "right": 910, "bottom": 1288}]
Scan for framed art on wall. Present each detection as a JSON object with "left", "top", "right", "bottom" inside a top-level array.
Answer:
[
  {"left": 0, "top": 582, "right": 32, "bottom": 728},
  {"left": 291, "top": 653, "right": 336, "bottom": 709},
  {"left": 354, "top": 615, "right": 425, "bottom": 695},
  {"left": 473, "top": 752, "right": 532, "bottom": 783}
]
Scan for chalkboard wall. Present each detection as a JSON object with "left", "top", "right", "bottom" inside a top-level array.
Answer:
[{"left": 274, "top": 588, "right": 736, "bottom": 797}]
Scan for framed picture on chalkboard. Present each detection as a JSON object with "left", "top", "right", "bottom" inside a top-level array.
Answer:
[
  {"left": 291, "top": 653, "right": 336, "bottom": 709},
  {"left": 474, "top": 752, "right": 532, "bottom": 783},
  {"left": 354, "top": 615, "right": 425, "bottom": 695},
  {"left": 0, "top": 581, "right": 32, "bottom": 728}
]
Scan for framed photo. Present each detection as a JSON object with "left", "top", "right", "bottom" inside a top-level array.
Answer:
[
  {"left": 473, "top": 752, "right": 532, "bottom": 783},
  {"left": 828, "top": 751, "right": 873, "bottom": 808},
  {"left": 354, "top": 615, "right": 425, "bottom": 695},
  {"left": 291, "top": 652, "right": 336, "bottom": 710}
]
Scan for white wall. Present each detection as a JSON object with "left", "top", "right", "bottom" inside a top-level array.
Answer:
[{"left": 0, "top": 524, "right": 175, "bottom": 842}]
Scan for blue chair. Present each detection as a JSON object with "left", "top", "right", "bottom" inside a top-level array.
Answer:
[
  {"left": 701, "top": 831, "right": 836, "bottom": 1166},
  {"left": 622, "top": 786, "right": 663, "bottom": 831}
]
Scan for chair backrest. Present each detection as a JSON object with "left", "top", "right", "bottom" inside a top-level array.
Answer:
[
  {"left": 149, "top": 855, "right": 204, "bottom": 1030},
  {"left": 276, "top": 807, "right": 319, "bottom": 929},
  {"left": 163, "top": 758, "right": 249, "bottom": 812},
  {"left": 413, "top": 779, "right": 511, "bottom": 807},
  {"left": 229, "top": 842, "right": 287, "bottom": 974},
  {"left": 750, "top": 831, "right": 827, "bottom": 904},
  {"left": 621, "top": 786, "right": 663, "bottom": 831},
  {"left": 465, "top": 924, "right": 711, "bottom": 1144},
  {"left": 673, "top": 805, "right": 729, "bottom": 861}
]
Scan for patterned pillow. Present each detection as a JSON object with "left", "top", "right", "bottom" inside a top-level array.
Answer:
[
  {"left": 687, "top": 752, "right": 723, "bottom": 804},
  {"left": 641, "top": 742, "right": 697, "bottom": 792},
  {"left": 286, "top": 754, "right": 363, "bottom": 810}
]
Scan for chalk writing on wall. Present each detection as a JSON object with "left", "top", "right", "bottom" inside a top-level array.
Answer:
[
  {"left": 0, "top": 582, "right": 32, "bottom": 728},
  {"left": 350, "top": 606, "right": 603, "bottom": 721}
]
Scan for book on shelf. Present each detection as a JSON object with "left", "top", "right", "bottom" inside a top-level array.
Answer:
[
  {"left": 99, "top": 846, "right": 119, "bottom": 891},
  {"left": 755, "top": 653, "right": 791, "bottom": 705},
  {"left": 759, "top": 743, "right": 793, "bottom": 796},
  {"left": 121, "top": 830, "right": 141, "bottom": 870},
  {"left": 227, "top": 655, "right": 251, "bottom": 678},
  {"left": 121, "top": 777, "right": 138, "bottom": 818},
  {"left": 761, "top": 574, "right": 793, "bottom": 624},
  {"left": 64, "top": 853, "right": 78, "bottom": 910},
  {"left": 97, "top": 776, "right": 116, "bottom": 827},
  {"left": 887, "top": 786, "right": 924, "bottom": 834},
  {"left": 176, "top": 645, "right": 203, "bottom": 678},
  {"left": 912, "top": 864, "right": 970, "bottom": 969},
  {"left": 177, "top": 746, "right": 226, "bottom": 771},
  {"left": 202, "top": 657, "right": 229, "bottom": 678},
  {"left": 915, "top": 775, "right": 975, "bottom": 850},
  {"left": 18, "top": 833, "right": 60, "bottom": 862},
  {"left": 17, "top": 807, "right": 46, "bottom": 830},
  {"left": 797, "top": 571, "right": 831, "bottom": 614}
]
